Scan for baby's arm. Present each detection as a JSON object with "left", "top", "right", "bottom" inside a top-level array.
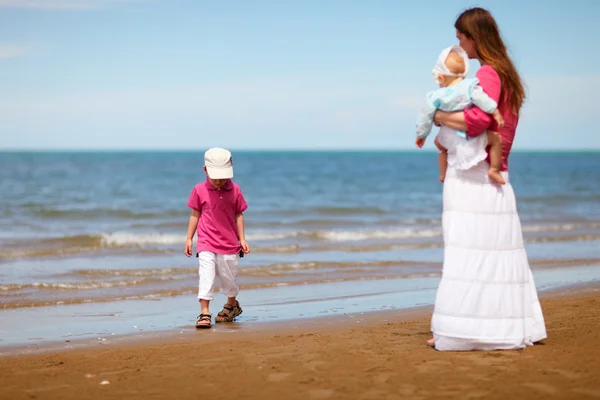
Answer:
[
  {"left": 415, "top": 91, "right": 441, "bottom": 145},
  {"left": 470, "top": 83, "right": 505, "bottom": 129}
]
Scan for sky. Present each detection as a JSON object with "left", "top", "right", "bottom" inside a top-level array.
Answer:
[{"left": 0, "top": 0, "right": 598, "bottom": 151}]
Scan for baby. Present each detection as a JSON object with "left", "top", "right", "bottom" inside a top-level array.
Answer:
[{"left": 415, "top": 45, "right": 505, "bottom": 185}]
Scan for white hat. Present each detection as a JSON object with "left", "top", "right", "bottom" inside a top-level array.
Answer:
[
  {"left": 432, "top": 45, "right": 469, "bottom": 81},
  {"left": 204, "top": 147, "right": 233, "bottom": 179}
]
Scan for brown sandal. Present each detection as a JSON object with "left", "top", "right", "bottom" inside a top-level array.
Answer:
[
  {"left": 195, "top": 313, "right": 212, "bottom": 329},
  {"left": 215, "top": 301, "right": 243, "bottom": 322}
]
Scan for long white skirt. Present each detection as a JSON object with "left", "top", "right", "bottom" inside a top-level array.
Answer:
[{"left": 430, "top": 161, "right": 547, "bottom": 351}]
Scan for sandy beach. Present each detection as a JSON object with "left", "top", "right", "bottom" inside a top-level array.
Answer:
[{"left": 1, "top": 287, "right": 599, "bottom": 400}]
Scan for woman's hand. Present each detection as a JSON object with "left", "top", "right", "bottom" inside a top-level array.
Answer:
[
  {"left": 433, "top": 110, "right": 468, "bottom": 132},
  {"left": 433, "top": 111, "right": 442, "bottom": 127}
]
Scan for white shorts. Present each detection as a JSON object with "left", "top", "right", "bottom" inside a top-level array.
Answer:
[{"left": 197, "top": 251, "right": 240, "bottom": 301}]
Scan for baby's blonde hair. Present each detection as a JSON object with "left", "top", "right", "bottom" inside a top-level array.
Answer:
[{"left": 445, "top": 51, "right": 466, "bottom": 75}]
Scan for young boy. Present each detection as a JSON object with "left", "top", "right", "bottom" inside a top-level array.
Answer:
[{"left": 184, "top": 147, "right": 250, "bottom": 329}]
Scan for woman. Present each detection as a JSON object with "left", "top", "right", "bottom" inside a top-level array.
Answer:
[{"left": 429, "top": 7, "right": 547, "bottom": 351}]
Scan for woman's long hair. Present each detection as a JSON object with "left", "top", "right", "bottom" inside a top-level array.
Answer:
[{"left": 455, "top": 8, "right": 525, "bottom": 116}]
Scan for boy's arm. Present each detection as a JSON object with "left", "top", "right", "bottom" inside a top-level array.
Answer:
[
  {"left": 185, "top": 210, "right": 200, "bottom": 257},
  {"left": 185, "top": 186, "right": 202, "bottom": 258},
  {"left": 235, "top": 213, "right": 250, "bottom": 254},
  {"left": 235, "top": 186, "right": 250, "bottom": 254}
]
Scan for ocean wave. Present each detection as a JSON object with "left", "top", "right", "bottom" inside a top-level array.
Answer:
[
  {"left": 56, "top": 260, "right": 437, "bottom": 280},
  {"left": 100, "top": 232, "right": 183, "bottom": 246},
  {"left": 522, "top": 194, "right": 600, "bottom": 204},
  {"left": 0, "top": 276, "right": 181, "bottom": 292},
  {"left": 246, "top": 231, "right": 302, "bottom": 241},
  {"left": 21, "top": 204, "right": 390, "bottom": 222},
  {"left": 252, "top": 222, "right": 600, "bottom": 243},
  {"left": 311, "top": 206, "right": 387, "bottom": 216},
  {"left": 64, "top": 267, "right": 195, "bottom": 278},
  {"left": 245, "top": 227, "right": 443, "bottom": 242},
  {"left": 25, "top": 206, "right": 188, "bottom": 220},
  {"left": 271, "top": 206, "right": 389, "bottom": 216},
  {"left": 522, "top": 222, "right": 600, "bottom": 233},
  {"left": 3, "top": 257, "right": 600, "bottom": 309},
  {"left": 312, "top": 228, "right": 442, "bottom": 241},
  {"left": 1, "top": 220, "right": 600, "bottom": 260},
  {"left": 0, "top": 273, "right": 444, "bottom": 310},
  {"left": 526, "top": 234, "right": 600, "bottom": 244}
]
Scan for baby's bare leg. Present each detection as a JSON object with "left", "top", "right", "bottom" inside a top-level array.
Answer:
[
  {"left": 434, "top": 136, "right": 448, "bottom": 183},
  {"left": 486, "top": 131, "right": 505, "bottom": 185}
]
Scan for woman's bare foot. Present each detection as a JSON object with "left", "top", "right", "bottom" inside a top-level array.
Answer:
[
  {"left": 488, "top": 169, "right": 506, "bottom": 185},
  {"left": 427, "top": 338, "right": 435, "bottom": 347}
]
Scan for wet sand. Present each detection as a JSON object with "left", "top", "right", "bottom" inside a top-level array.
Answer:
[{"left": 2, "top": 288, "right": 600, "bottom": 399}]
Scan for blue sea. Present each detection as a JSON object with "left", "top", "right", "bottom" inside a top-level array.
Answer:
[{"left": 1, "top": 151, "right": 600, "bottom": 351}]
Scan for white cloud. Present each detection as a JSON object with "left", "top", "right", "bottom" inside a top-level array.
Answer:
[
  {"left": 506, "top": 74, "right": 598, "bottom": 150},
  {"left": 4, "top": 73, "right": 594, "bottom": 150},
  {"left": 521, "top": 74, "right": 598, "bottom": 118},
  {"left": 388, "top": 95, "right": 424, "bottom": 111},
  {"left": 0, "top": 76, "right": 419, "bottom": 149},
  {"left": 0, "top": 0, "right": 147, "bottom": 10},
  {"left": 0, "top": 77, "right": 414, "bottom": 121},
  {"left": 0, "top": 43, "right": 29, "bottom": 59}
]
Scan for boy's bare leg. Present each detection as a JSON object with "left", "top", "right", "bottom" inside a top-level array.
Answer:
[
  {"left": 226, "top": 296, "right": 237, "bottom": 306},
  {"left": 434, "top": 136, "right": 448, "bottom": 183},
  {"left": 487, "top": 131, "right": 506, "bottom": 185}
]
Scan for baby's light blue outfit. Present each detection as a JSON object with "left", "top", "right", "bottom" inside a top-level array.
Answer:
[
  {"left": 415, "top": 78, "right": 497, "bottom": 171},
  {"left": 416, "top": 78, "right": 497, "bottom": 139}
]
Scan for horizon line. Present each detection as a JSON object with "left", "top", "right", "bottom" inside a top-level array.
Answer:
[{"left": 0, "top": 148, "right": 599, "bottom": 153}]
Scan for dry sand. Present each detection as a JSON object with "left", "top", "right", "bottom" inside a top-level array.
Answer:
[{"left": 2, "top": 288, "right": 600, "bottom": 400}]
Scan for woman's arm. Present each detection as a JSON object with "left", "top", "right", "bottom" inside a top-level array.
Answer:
[
  {"left": 433, "top": 111, "right": 467, "bottom": 131},
  {"left": 463, "top": 66, "right": 502, "bottom": 137},
  {"left": 433, "top": 66, "right": 502, "bottom": 137}
]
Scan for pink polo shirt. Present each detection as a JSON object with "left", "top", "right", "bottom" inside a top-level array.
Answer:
[
  {"left": 464, "top": 65, "right": 519, "bottom": 172},
  {"left": 187, "top": 179, "right": 248, "bottom": 255}
]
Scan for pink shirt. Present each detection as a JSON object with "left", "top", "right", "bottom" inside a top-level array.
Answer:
[
  {"left": 187, "top": 179, "right": 248, "bottom": 255},
  {"left": 464, "top": 65, "right": 518, "bottom": 172}
]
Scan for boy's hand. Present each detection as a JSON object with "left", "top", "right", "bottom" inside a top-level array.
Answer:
[
  {"left": 493, "top": 110, "right": 505, "bottom": 130},
  {"left": 415, "top": 137, "right": 426, "bottom": 148},
  {"left": 184, "top": 239, "right": 193, "bottom": 257},
  {"left": 240, "top": 239, "right": 250, "bottom": 254}
]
